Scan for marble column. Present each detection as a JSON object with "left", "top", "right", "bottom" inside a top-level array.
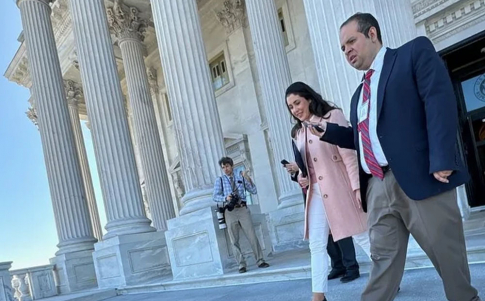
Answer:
[
  {"left": 106, "top": 2, "right": 175, "bottom": 231},
  {"left": 302, "top": 0, "right": 416, "bottom": 115},
  {"left": 68, "top": 0, "right": 155, "bottom": 238},
  {"left": 68, "top": 0, "right": 172, "bottom": 288},
  {"left": 64, "top": 80, "right": 104, "bottom": 241},
  {"left": 0, "top": 262, "right": 14, "bottom": 301},
  {"left": 17, "top": 0, "right": 96, "bottom": 255},
  {"left": 151, "top": 0, "right": 226, "bottom": 215},
  {"left": 245, "top": 0, "right": 301, "bottom": 208}
]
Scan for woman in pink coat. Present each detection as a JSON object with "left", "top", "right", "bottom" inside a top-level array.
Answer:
[{"left": 286, "top": 82, "right": 370, "bottom": 301}]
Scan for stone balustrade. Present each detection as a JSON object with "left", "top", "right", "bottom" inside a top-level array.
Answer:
[
  {"left": 0, "top": 262, "right": 14, "bottom": 301},
  {"left": 10, "top": 265, "right": 57, "bottom": 300}
]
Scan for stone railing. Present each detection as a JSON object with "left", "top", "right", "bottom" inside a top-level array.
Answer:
[
  {"left": 0, "top": 262, "right": 14, "bottom": 301},
  {"left": 10, "top": 265, "right": 57, "bottom": 301}
]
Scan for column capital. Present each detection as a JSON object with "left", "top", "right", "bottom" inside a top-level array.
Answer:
[
  {"left": 214, "top": 0, "right": 247, "bottom": 34},
  {"left": 107, "top": 0, "right": 148, "bottom": 43},
  {"left": 64, "top": 79, "right": 83, "bottom": 107}
]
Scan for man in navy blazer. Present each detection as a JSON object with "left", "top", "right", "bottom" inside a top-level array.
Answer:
[{"left": 312, "top": 13, "right": 481, "bottom": 301}]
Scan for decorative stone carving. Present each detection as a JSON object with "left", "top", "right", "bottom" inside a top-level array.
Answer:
[
  {"left": 68, "top": 50, "right": 80, "bottom": 70},
  {"left": 107, "top": 0, "right": 147, "bottom": 42},
  {"left": 11, "top": 273, "right": 31, "bottom": 301},
  {"left": 64, "top": 80, "right": 83, "bottom": 106},
  {"left": 412, "top": 0, "right": 450, "bottom": 18},
  {"left": 146, "top": 67, "right": 158, "bottom": 92},
  {"left": 12, "top": 57, "right": 30, "bottom": 87},
  {"left": 26, "top": 106, "right": 38, "bottom": 127},
  {"left": 215, "top": 0, "right": 246, "bottom": 34}
]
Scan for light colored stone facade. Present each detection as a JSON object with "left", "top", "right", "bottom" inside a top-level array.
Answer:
[{"left": 3, "top": 0, "right": 485, "bottom": 298}]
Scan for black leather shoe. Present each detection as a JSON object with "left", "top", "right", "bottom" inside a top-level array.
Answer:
[
  {"left": 239, "top": 267, "right": 246, "bottom": 273},
  {"left": 327, "top": 268, "right": 346, "bottom": 280},
  {"left": 258, "top": 262, "right": 270, "bottom": 268},
  {"left": 340, "top": 271, "right": 360, "bottom": 283}
]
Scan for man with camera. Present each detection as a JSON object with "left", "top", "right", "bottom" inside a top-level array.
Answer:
[{"left": 213, "top": 157, "right": 270, "bottom": 273}]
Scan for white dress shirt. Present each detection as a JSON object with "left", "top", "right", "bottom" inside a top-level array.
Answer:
[{"left": 358, "top": 46, "right": 388, "bottom": 174}]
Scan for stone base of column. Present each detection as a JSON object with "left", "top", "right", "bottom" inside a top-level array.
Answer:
[
  {"left": 50, "top": 250, "right": 97, "bottom": 294},
  {"left": 92, "top": 232, "right": 172, "bottom": 289},
  {"left": 165, "top": 206, "right": 273, "bottom": 280},
  {"left": 268, "top": 203, "right": 309, "bottom": 253},
  {"left": 0, "top": 262, "right": 14, "bottom": 301}
]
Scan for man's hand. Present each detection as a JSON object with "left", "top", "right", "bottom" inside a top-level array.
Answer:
[
  {"left": 242, "top": 170, "right": 251, "bottom": 179},
  {"left": 298, "top": 176, "right": 309, "bottom": 188},
  {"left": 226, "top": 194, "right": 233, "bottom": 202},
  {"left": 354, "top": 189, "right": 362, "bottom": 209},
  {"left": 305, "top": 122, "right": 327, "bottom": 138},
  {"left": 284, "top": 162, "right": 299, "bottom": 174},
  {"left": 433, "top": 170, "right": 453, "bottom": 183}
]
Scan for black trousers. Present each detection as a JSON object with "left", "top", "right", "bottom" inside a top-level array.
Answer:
[{"left": 327, "top": 234, "right": 359, "bottom": 272}]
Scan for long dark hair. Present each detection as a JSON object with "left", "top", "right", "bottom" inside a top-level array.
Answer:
[{"left": 285, "top": 81, "right": 339, "bottom": 138}]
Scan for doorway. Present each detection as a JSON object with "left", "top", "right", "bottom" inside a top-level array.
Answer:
[{"left": 442, "top": 31, "right": 485, "bottom": 208}]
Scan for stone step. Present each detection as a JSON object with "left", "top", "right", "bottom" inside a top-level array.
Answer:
[
  {"left": 118, "top": 230, "right": 485, "bottom": 295},
  {"left": 37, "top": 289, "right": 118, "bottom": 301}
]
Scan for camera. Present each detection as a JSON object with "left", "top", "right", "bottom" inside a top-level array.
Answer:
[
  {"left": 225, "top": 193, "right": 240, "bottom": 212},
  {"left": 215, "top": 205, "right": 227, "bottom": 229}
]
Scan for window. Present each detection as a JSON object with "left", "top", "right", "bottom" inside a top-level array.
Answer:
[
  {"left": 209, "top": 52, "right": 230, "bottom": 91},
  {"left": 278, "top": 8, "right": 289, "bottom": 47}
]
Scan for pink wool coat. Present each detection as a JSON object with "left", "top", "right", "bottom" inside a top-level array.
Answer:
[{"left": 294, "top": 110, "right": 367, "bottom": 241}]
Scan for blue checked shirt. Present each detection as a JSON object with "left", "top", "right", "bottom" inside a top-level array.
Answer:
[{"left": 213, "top": 173, "right": 257, "bottom": 203}]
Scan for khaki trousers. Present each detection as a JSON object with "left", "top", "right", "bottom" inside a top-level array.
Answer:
[
  {"left": 362, "top": 171, "right": 480, "bottom": 301},
  {"left": 224, "top": 206, "right": 264, "bottom": 268}
]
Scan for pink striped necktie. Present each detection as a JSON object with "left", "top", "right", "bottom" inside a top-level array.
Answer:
[{"left": 358, "top": 69, "right": 384, "bottom": 180}]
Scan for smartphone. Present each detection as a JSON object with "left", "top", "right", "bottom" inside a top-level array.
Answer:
[
  {"left": 312, "top": 124, "right": 325, "bottom": 133},
  {"left": 303, "top": 122, "right": 324, "bottom": 133},
  {"left": 281, "top": 159, "right": 290, "bottom": 166}
]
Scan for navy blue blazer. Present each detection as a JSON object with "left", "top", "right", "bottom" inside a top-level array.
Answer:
[{"left": 322, "top": 36, "right": 469, "bottom": 212}]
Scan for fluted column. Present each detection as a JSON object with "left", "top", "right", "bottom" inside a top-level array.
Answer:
[
  {"left": 302, "top": 0, "right": 416, "bottom": 115},
  {"left": 64, "top": 80, "right": 104, "bottom": 241},
  {"left": 106, "top": 1, "right": 176, "bottom": 230},
  {"left": 68, "top": 0, "right": 155, "bottom": 238},
  {"left": 151, "top": 0, "right": 226, "bottom": 215},
  {"left": 245, "top": 0, "right": 301, "bottom": 208},
  {"left": 17, "top": 0, "right": 96, "bottom": 255}
]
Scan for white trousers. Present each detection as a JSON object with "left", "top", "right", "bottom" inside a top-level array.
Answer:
[{"left": 308, "top": 186, "right": 371, "bottom": 293}]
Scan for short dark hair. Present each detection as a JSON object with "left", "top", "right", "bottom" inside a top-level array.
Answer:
[
  {"left": 340, "top": 13, "right": 382, "bottom": 44},
  {"left": 218, "top": 157, "right": 234, "bottom": 167}
]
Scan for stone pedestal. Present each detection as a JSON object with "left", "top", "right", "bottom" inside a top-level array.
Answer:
[
  {"left": 268, "top": 204, "right": 308, "bottom": 252},
  {"left": 92, "top": 232, "right": 171, "bottom": 289},
  {"left": 0, "top": 262, "right": 14, "bottom": 301},
  {"left": 50, "top": 251, "right": 96, "bottom": 294},
  {"left": 165, "top": 206, "right": 272, "bottom": 280},
  {"left": 11, "top": 265, "right": 57, "bottom": 300}
]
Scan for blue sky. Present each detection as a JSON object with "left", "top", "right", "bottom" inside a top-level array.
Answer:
[{"left": 0, "top": 2, "right": 106, "bottom": 270}]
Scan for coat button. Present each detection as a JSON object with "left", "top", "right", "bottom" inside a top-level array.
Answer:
[
  {"left": 318, "top": 176, "right": 323, "bottom": 180},
  {"left": 313, "top": 158, "right": 317, "bottom": 162},
  {"left": 323, "top": 194, "right": 328, "bottom": 198},
  {"left": 332, "top": 155, "right": 338, "bottom": 160},
  {"left": 309, "top": 140, "right": 313, "bottom": 144}
]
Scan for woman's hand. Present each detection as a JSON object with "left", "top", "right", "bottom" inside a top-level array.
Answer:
[
  {"left": 354, "top": 189, "right": 362, "bottom": 209},
  {"left": 284, "top": 162, "right": 299, "bottom": 174},
  {"left": 298, "top": 176, "right": 309, "bottom": 188}
]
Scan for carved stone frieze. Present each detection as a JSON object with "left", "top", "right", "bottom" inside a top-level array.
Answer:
[
  {"left": 214, "top": 0, "right": 247, "bottom": 34},
  {"left": 412, "top": 0, "right": 450, "bottom": 17},
  {"left": 12, "top": 57, "right": 30, "bottom": 87},
  {"left": 425, "top": 0, "right": 485, "bottom": 42},
  {"left": 107, "top": 0, "right": 148, "bottom": 42},
  {"left": 64, "top": 80, "right": 84, "bottom": 106},
  {"left": 68, "top": 50, "right": 80, "bottom": 70}
]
